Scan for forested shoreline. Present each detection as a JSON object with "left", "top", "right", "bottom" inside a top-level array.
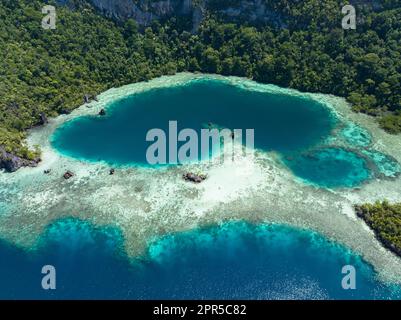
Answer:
[
  {"left": 0, "top": 0, "right": 400, "bottom": 165},
  {"left": 355, "top": 202, "right": 401, "bottom": 258}
]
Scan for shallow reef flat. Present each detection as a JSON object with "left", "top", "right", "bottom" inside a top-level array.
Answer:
[{"left": 1, "top": 73, "right": 401, "bottom": 285}]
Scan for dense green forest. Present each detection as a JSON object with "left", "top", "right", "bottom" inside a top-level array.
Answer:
[
  {"left": 355, "top": 201, "right": 401, "bottom": 256},
  {"left": 0, "top": 0, "right": 401, "bottom": 161}
]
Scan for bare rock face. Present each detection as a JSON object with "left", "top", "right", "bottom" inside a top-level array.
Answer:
[
  {"left": 56, "top": 0, "right": 379, "bottom": 29},
  {"left": 56, "top": 0, "right": 203, "bottom": 27},
  {"left": 0, "top": 146, "right": 40, "bottom": 173},
  {"left": 73, "top": 0, "right": 198, "bottom": 25},
  {"left": 39, "top": 112, "right": 48, "bottom": 125},
  {"left": 54, "top": 0, "right": 286, "bottom": 30},
  {"left": 91, "top": 0, "right": 154, "bottom": 24},
  {"left": 84, "top": 93, "right": 98, "bottom": 104}
]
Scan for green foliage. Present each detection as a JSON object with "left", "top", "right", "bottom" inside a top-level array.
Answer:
[
  {"left": 1, "top": 0, "right": 401, "bottom": 160},
  {"left": 355, "top": 201, "right": 401, "bottom": 255},
  {"left": 379, "top": 113, "right": 401, "bottom": 133}
]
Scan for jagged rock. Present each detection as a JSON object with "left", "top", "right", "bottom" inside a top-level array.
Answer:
[
  {"left": 0, "top": 146, "right": 40, "bottom": 173},
  {"left": 39, "top": 112, "right": 48, "bottom": 125},
  {"left": 84, "top": 93, "right": 99, "bottom": 104},
  {"left": 63, "top": 171, "right": 74, "bottom": 179},
  {"left": 183, "top": 172, "right": 207, "bottom": 183},
  {"left": 99, "top": 109, "right": 106, "bottom": 116},
  {"left": 84, "top": 94, "right": 91, "bottom": 104}
]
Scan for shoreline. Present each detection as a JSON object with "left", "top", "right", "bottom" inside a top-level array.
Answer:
[
  {"left": 1, "top": 73, "right": 401, "bottom": 285},
  {"left": 358, "top": 216, "right": 401, "bottom": 259},
  {"left": 355, "top": 203, "right": 401, "bottom": 259}
]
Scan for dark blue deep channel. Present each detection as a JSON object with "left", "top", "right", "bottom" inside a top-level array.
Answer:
[{"left": 0, "top": 219, "right": 400, "bottom": 300}]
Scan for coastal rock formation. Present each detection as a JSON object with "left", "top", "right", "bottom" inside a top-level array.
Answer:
[
  {"left": 63, "top": 171, "right": 74, "bottom": 179},
  {"left": 84, "top": 94, "right": 98, "bottom": 104},
  {"left": 0, "top": 146, "right": 39, "bottom": 173},
  {"left": 183, "top": 172, "right": 207, "bottom": 183},
  {"left": 39, "top": 112, "right": 48, "bottom": 126},
  {"left": 84, "top": 94, "right": 91, "bottom": 104}
]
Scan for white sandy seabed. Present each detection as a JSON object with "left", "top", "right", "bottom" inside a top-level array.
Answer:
[{"left": 0, "top": 73, "right": 401, "bottom": 285}]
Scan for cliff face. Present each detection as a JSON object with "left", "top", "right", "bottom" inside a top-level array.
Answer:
[
  {"left": 56, "top": 0, "right": 381, "bottom": 29},
  {"left": 56, "top": 0, "right": 199, "bottom": 25},
  {"left": 55, "top": 0, "right": 288, "bottom": 28},
  {"left": 89, "top": 0, "right": 195, "bottom": 24}
]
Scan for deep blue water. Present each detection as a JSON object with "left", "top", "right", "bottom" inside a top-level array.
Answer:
[{"left": 0, "top": 218, "right": 400, "bottom": 300}]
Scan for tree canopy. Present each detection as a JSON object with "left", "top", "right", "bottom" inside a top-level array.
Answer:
[{"left": 0, "top": 0, "right": 400, "bottom": 159}]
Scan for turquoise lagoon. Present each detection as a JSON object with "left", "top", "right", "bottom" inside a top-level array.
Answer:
[
  {"left": 52, "top": 79, "right": 335, "bottom": 162},
  {"left": 1, "top": 77, "right": 401, "bottom": 299},
  {"left": 51, "top": 78, "right": 399, "bottom": 188}
]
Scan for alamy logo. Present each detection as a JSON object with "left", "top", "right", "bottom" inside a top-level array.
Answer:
[
  {"left": 41, "top": 265, "right": 56, "bottom": 290},
  {"left": 42, "top": 5, "right": 56, "bottom": 30},
  {"left": 341, "top": 265, "right": 356, "bottom": 290},
  {"left": 342, "top": 5, "right": 356, "bottom": 30},
  {"left": 146, "top": 121, "right": 254, "bottom": 165}
]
